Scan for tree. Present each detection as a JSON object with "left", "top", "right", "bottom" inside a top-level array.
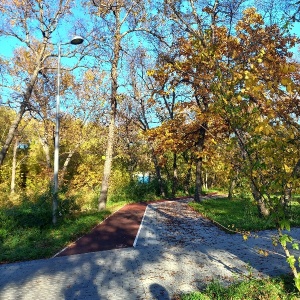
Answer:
[
  {"left": 147, "top": 0, "right": 248, "bottom": 201},
  {"left": 90, "top": 0, "right": 163, "bottom": 209},
  {"left": 124, "top": 46, "right": 170, "bottom": 197},
  {"left": 147, "top": 5, "right": 300, "bottom": 288},
  {"left": 0, "top": 0, "right": 77, "bottom": 166}
]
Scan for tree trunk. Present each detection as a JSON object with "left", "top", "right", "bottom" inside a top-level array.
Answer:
[
  {"left": 10, "top": 138, "right": 19, "bottom": 194},
  {"left": 250, "top": 181, "right": 270, "bottom": 217},
  {"left": 61, "top": 150, "right": 75, "bottom": 181},
  {"left": 228, "top": 169, "right": 238, "bottom": 200},
  {"left": 292, "top": 159, "right": 300, "bottom": 179},
  {"left": 98, "top": 7, "right": 121, "bottom": 210},
  {"left": 194, "top": 125, "right": 206, "bottom": 202},
  {"left": 203, "top": 170, "right": 208, "bottom": 190},
  {"left": 171, "top": 152, "right": 178, "bottom": 198},
  {"left": 228, "top": 176, "right": 236, "bottom": 200},
  {"left": 0, "top": 105, "right": 26, "bottom": 166},
  {"left": 234, "top": 128, "right": 269, "bottom": 216},
  {"left": 98, "top": 114, "right": 115, "bottom": 210},
  {"left": 194, "top": 157, "right": 203, "bottom": 202},
  {"left": 152, "top": 151, "right": 166, "bottom": 197},
  {"left": 183, "top": 152, "right": 193, "bottom": 195},
  {"left": 184, "top": 163, "right": 192, "bottom": 195}
]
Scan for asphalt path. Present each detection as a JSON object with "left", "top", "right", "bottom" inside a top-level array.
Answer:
[{"left": 55, "top": 202, "right": 148, "bottom": 256}]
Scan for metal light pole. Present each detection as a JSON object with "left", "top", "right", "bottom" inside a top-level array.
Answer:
[{"left": 53, "top": 36, "right": 84, "bottom": 225}]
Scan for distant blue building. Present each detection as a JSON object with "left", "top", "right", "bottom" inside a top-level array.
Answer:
[{"left": 137, "top": 172, "right": 151, "bottom": 183}]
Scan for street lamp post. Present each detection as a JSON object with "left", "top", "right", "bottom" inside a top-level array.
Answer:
[{"left": 53, "top": 36, "right": 84, "bottom": 225}]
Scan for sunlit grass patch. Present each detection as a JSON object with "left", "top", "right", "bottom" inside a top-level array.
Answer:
[
  {"left": 179, "top": 276, "right": 299, "bottom": 300},
  {"left": 0, "top": 186, "right": 143, "bottom": 264},
  {"left": 189, "top": 196, "right": 300, "bottom": 232}
]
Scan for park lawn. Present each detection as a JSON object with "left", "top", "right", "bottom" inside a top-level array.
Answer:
[
  {"left": 0, "top": 200, "right": 127, "bottom": 263},
  {"left": 189, "top": 196, "right": 300, "bottom": 232}
]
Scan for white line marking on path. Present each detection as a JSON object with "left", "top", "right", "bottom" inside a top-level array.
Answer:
[{"left": 133, "top": 204, "right": 149, "bottom": 248}]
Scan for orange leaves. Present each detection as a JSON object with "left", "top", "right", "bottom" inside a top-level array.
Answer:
[
  {"left": 178, "top": 37, "right": 192, "bottom": 56},
  {"left": 146, "top": 117, "right": 188, "bottom": 154},
  {"left": 13, "top": 47, "right": 36, "bottom": 75},
  {"left": 145, "top": 6, "right": 300, "bottom": 193},
  {"left": 61, "top": 72, "right": 75, "bottom": 89},
  {"left": 236, "top": 7, "right": 264, "bottom": 32},
  {"left": 147, "top": 97, "right": 156, "bottom": 107}
]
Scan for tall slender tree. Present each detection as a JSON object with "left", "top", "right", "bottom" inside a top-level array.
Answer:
[{"left": 90, "top": 0, "right": 164, "bottom": 209}]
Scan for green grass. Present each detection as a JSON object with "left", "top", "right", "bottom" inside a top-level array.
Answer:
[
  {"left": 189, "top": 197, "right": 300, "bottom": 232},
  {"left": 0, "top": 179, "right": 166, "bottom": 264},
  {"left": 179, "top": 275, "right": 299, "bottom": 300},
  {"left": 0, "top": 189, "right": 130, "bottom": 264},
  {"left": 0, "top": 209, "right": 112, "bottom": 263}
]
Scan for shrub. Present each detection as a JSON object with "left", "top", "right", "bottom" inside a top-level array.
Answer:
[{"left": 108, "top": 174, "right": 163, "bottom": 204}]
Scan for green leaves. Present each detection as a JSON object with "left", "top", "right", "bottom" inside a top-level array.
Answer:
[
  {"left": 287, "top": 255, "right": 296, "bottom": 268},
  {"left": 295, "top": 275, "right": 300, "bottom": 293},
  {"left": 280, "top": 220, "right": 291, "bottom": 231},
  {"left": 279, "top": 234, "right": 293, "bottom": 247}
]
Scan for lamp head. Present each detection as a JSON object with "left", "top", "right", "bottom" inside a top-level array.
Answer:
[{"left": 70, "top": 35, "right": 84, "bottom": 45}]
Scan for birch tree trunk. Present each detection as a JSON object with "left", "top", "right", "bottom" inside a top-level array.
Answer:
[
  {"left": 10, "top": 138, "right": 19, "bottom": 194},
  {"left": 98, "top": 113, "right": 116, "bottom": 210},
  {"left": 98, "top": 7, "right": 121, "bottom": 210}
]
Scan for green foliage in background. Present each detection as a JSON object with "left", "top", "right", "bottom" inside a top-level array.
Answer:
[{"left": 108, "top": 170, "right": 164, "bottom": 203}]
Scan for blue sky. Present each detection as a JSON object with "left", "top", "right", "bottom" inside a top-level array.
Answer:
[{"left": 1, "top": 13, "right": 299, "bottom": 60}]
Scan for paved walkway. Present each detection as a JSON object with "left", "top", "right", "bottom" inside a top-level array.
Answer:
[
  {"left": 0, "top": 199, "right": 299, "bottom": 299},
  {"left": 55, "top": 202, "right": 148, "bottom": 256}
]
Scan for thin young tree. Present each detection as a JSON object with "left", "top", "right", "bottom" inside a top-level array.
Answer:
[{"left": 90, "top": 0, "right": 165, "bottom": 209}]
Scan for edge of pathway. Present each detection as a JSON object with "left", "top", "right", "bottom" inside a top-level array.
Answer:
[
  {"left": 52, "top": 204, "right": 126, "bottom": 258},
  {"left": 133, "top": 204, "right": 150, "bottom": 247}
]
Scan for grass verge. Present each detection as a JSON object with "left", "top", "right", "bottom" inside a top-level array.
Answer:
[
  {"left": 0, "top": 195, "right": 128, "bottom": 264},
  {"left": 177, "top": 275, "right": 299, "bottom": 300},
  {"left": 189, "top": 197, "right": 300, "bottom": 232}
]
